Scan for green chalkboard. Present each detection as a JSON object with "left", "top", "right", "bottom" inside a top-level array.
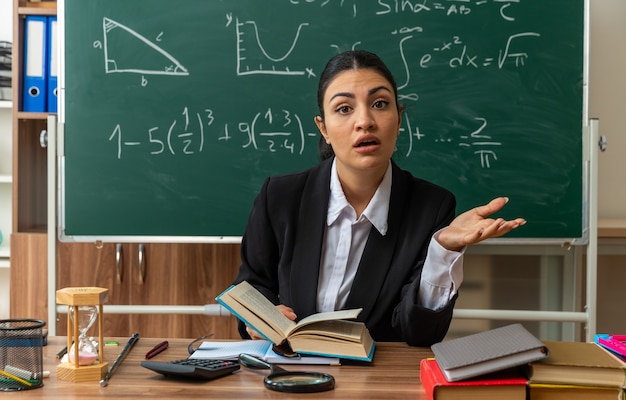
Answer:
[{"left": 61, "top": 0, "right": 585, "bottom": 241}]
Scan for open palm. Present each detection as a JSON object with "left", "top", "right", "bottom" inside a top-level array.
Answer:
[{"left": 438, "top": 197, "right": 526, "bottom": 251}]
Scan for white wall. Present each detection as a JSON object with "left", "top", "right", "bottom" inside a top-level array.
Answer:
[
  {"left": 0, "top": 1, "right": 622, "bottom": 324},
  {"left": 0, "top": 0, "right": 12, "bottom": 40},
  {"left": 589, "top": 0, "right": 626, "bottom": 219},
  {"left": 0, "top": 0, "right": 12, "bottom": 320}
]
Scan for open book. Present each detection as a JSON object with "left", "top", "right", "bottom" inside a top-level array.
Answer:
[
  {"left": 216, "top": 280, "right": 375, "bottom": 361},
  {"left": 188, "top": 340, "right": 340, "bottom": 365}
]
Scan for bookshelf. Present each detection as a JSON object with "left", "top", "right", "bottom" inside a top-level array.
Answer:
[
  {"left": 9, "top": 0, "right": 56, "bottom": 322},
  {"left": 11, "top": 1, "right": 241, "bottom": 340}
]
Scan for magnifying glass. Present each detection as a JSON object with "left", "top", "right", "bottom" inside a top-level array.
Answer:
[{"left": 238, "top": 353, "right": 335, "bottom": 393}]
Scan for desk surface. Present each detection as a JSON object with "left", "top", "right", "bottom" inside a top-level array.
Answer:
[{"left": 4, "top": 337, "right": 431, "bottom": 399}]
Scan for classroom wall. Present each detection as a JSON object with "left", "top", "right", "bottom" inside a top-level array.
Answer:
[
  {"left": 0, "top": 2, "right": 619, "bottom": 218},
  {"left": 0, "top": 0, "right": 12, "bottom": 320},
  {"left": 588, "top": 0, "right": 626, "bottom": 335},
  {"left": 590, "top": 0, "right": 626, "bottom": 218},
  {"left": 0, "top": 0, "right": 11, "bottom": 40},
  {"left": 0, "top": 1, "right": 623, "bottom": 331}
]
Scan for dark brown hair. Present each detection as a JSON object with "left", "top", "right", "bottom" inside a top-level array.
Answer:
[{"left": 316, "top": 50, "right": 400, "bottom": 160}]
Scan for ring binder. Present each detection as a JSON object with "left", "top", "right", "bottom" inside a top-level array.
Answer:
[
  {"left": 22, "top": 16, "right": 48, "bottom": 112},
  {"left": 47, "top": 16, "right": 58, "bottom": 113}
]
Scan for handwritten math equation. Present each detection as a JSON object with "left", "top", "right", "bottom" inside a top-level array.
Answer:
[
  {"left": 107, "top": 107, "right": 502, "bottom": 169},
  {"left": 230, "top": 5, "right": 539, "bottom": 79},
  {"left": 93, "top": 0, "right": 540, "bottom": 82},
  {"left": 291, "top": 0, "right": 526, "bottom": 22},
  {"left": 97, "top": 0, "right": 543, "bottom": 170}
]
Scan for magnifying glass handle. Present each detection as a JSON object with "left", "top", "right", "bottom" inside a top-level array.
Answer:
[
  {"left": 239, "top": 353, "right": 271, "bottom": 368},
  {"left": 238, "top": 353, "right": 287, "bottom": 374}
]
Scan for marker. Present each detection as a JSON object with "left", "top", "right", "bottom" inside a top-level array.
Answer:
[
  {"left": 100, "top": 333, "right": 140, "bottom": 387},
  {"left": 0, "top": 369, "right": 33, "bottom": 387},
  {"left": 4, "top": 365, "right": 50, "bottom": 380},
  {"left": 145, "top": 340, "right": 169, "bottom": 359}
]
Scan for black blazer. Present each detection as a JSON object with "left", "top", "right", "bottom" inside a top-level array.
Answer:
[{"left": 234, "top": 157, "right": 458, "bottom": 346}]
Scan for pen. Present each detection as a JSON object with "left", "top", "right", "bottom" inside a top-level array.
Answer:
[
  {"left": 56, "top": 345, "right": 67, "bottom": 360},
  {"left": 145, "top": 340, "right": 169, "bottom": 359},
  {"left": 100, "top": 333, "right": 140, "bottom": 387}
]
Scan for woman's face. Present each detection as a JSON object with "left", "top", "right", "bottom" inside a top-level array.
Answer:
[{"left": 315, "top": 68, "right": 401, "bottom": 177}]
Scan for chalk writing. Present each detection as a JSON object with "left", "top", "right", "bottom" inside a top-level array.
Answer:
[
  {"left": 90, "top": 0, "right": 546, "bottom": 172},
  {"left": 106, "top": 108, "right": 502, "bottom": 168},
  {"left": 234, "top": 17, "right": 312, "bottom": 76},
  {"left": 376, "top": 0, "right": 522, "bottom": 21},
  {"left": 108, "top": 107, "right": 211, "bottom": 159},
  {"left": 97, "top": 17, "right": 188, "bottom": 77},
  {"left": 391, "top": 33, "right": 541, "bottom": 70},
  {"left": 458, "top": 117, "right": 502, "bottom": 169},
  {"left": 63, "top": 0, "right": 585, "bottom": 239}
]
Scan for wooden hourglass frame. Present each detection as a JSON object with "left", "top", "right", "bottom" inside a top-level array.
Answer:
[{"left": 56, "top": 287, "right": 109, "bottom": 382}]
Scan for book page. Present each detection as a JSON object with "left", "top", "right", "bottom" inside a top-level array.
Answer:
[
  {"left": 290, "top": 320, "right": 364, "bottom": 341},
  {"left": 287, "top": 308, "right": 362, "bottom": 336},
  {"left": 288, "top": 321, "right": 375, "bottom": 361},
  {"left": 188, "top": 339, "right": 340, "bottom": 364},
  {"left": 227, "top": 281, "right": 296, "bottom": 337}
]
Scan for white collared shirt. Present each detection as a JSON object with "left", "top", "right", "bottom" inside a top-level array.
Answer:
[{"left": 316, "top": 159, "right": 464, "bottom": 313}]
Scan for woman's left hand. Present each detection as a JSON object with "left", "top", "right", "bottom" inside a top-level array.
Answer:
[
  {"left": 437, "top": 197, "right": 526, "bottom": 251},
  {"left": 245, "top": 304, "right": 296, "bottom": 340}
]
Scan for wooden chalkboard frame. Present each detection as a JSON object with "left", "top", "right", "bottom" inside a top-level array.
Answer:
[{"left": 58, "top": 0, "right": 590, "bottom": 244}]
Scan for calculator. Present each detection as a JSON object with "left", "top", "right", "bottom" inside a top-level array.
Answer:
[{"left": 141, "top": 358, "right": 240, "bottom": 380}]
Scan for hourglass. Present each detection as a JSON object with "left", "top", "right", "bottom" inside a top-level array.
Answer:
[
  {"left": 56, "top": 287, "right": 109, "bottom": 382},
  {"left": 68, "top": 305, "right": 99, "bottom": 365}
]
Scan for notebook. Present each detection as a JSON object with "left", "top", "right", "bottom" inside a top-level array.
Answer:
[{"left": 431, "top": 323, "right": 549, "bottom": 381}]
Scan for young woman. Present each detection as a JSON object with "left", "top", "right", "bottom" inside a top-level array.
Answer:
[{"left": 233, "top": 50, "right": 525, "bottom": 346}]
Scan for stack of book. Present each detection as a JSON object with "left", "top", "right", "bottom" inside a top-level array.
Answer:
[
  {"left": 526, "top": 340, "right": 626, "bottom": 400},
  {"left": 420, "top": 358, "right": 528, "bottom": 400},
  {"left": 421, "top": 325, "right": 626, "bottom": 400},
  {"left": 422, "top": 324, "right": 548, "bottom": 400},
  {"left": 596, "top": 333, "right": 626, "bottom": 362}
]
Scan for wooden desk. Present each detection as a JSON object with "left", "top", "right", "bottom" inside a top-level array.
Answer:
[{"left": 4, "top": 337, "right": 431, "bottom": 399}]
